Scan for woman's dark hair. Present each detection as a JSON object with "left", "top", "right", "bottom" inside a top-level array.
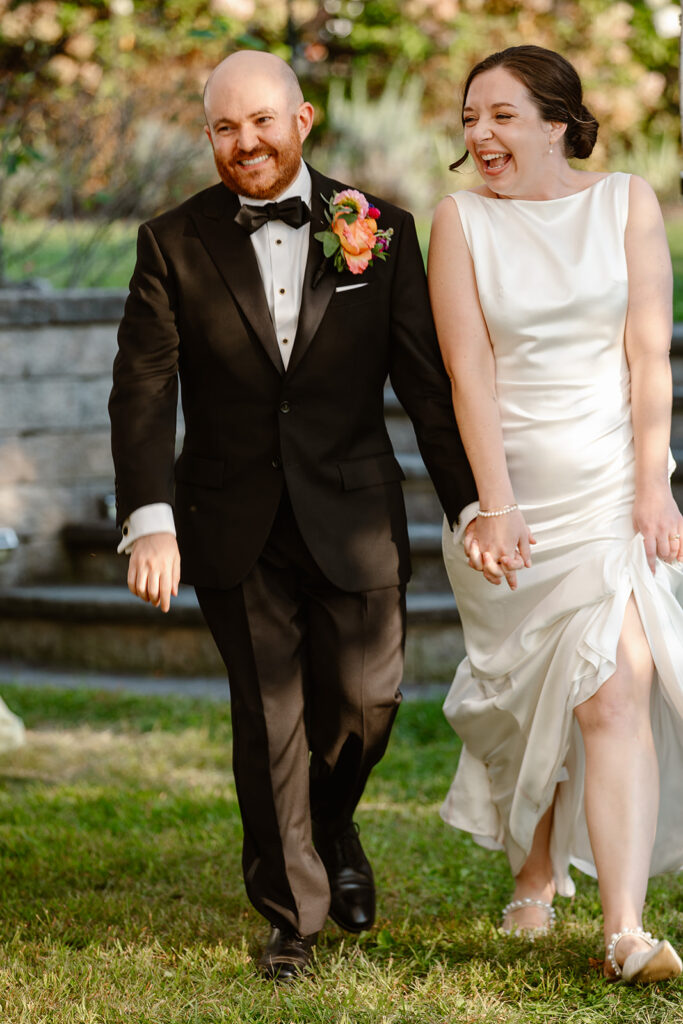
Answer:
[{"left": 450, "top": 45, "right": 599, "bottom": 170}]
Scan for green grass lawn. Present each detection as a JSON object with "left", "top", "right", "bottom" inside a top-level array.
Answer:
[
  {"left": 5, "top": 213, "right": 683, "bottom": 321},
  {"left": 0, "top": 686, "right": 680, "bottom": 1022},
  {"left": 1, "top": 220, "right": 139, "bottom": 291}
]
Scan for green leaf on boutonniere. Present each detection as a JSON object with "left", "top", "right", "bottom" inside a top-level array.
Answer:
[{"left": 314, "top": 230, "right": 341, "bottom": 257}]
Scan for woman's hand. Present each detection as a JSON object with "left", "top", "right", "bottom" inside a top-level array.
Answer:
[
  {"left": 464, "top": 511, "right": 535, "bottom": 590},
  {"left": 633, "top": 486, "right": 683, "bottom": 573}
]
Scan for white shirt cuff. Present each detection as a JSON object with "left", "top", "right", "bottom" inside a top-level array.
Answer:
[
  {"left": 450, "top": 501, "right": 479, "bottom": 546},
  {"left": 117, "top": 503, "right": 176, "bottom": 554}
]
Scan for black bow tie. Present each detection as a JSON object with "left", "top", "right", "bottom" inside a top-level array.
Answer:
[{"left": 235, "top": 196, "right": 311, "bottom": 235}]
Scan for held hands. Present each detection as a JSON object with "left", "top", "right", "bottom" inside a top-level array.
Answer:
[
  {"left": 633, "top": 487, "right": 683, "bottom": 574},
  {"left": 464, "top": 510, "right": 535, "bottom": 590},
  {"left": 128, "top": 533, "right": 181, "bottom": 613}
]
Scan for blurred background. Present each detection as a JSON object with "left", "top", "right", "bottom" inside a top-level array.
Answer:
[
  {"left": 0, "top": 0, "right": 681, "bottom": 289},
  {"left": 0, "top": 0, "right": 681, "bottom": 684}
]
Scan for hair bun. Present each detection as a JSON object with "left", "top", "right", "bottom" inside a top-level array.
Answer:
[{"left": 566, "top": 104, "right": 598, "bottom": 159}]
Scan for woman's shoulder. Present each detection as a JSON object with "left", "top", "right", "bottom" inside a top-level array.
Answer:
[
  {"left": 624, "top": 173, "right": 658, "bottom": 204},
  {"left": 436, "top": 188, "right": 491, "bottom": 218},
  {"left": 449, "top": 185, "right": 494, "bottom": 201},
  {"left": 623, "top": 174, "right": 665, "bottom": 233}
]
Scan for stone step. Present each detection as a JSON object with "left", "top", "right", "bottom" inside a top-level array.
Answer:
[
  {"left": 62, "top": 519, "right": 450, "bottom": 592},
  {"left": 0, "top": 584, "right": 463, "bottom": 685}
]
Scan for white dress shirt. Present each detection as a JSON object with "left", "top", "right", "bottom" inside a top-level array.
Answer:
[
  {"left": 246, "top": 160, "right": 311, "bottom": 371},
  {"left": 117, "top": 161, "right": 312, "bottom": 554}
]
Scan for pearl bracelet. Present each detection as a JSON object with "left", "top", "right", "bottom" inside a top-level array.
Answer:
[{"left": 476, "top": 503, "right": 519, "bottom": 518}]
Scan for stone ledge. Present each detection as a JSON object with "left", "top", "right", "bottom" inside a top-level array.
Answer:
[
  {"left": 0, "top": 583, "right": 460, "bottom": 626},
  {"left": 0, "top": 584, "right": 463, "bottom": 679},
  {"left": 61, "top": 519, "right": 447, "bottom": 555},
  {"left": 0, "top": 583, "right": 202, "bottom": 626},
  {"left": 0, "top": 288, "right": 126, "bottom": 326}
]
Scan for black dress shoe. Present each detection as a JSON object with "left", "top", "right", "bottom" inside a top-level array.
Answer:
[
  {"left": 258, "top": 926, "right": 316, "bottom": 982},
  {"left": 313, "top": 821, "right": 375, "bottom": 933}
]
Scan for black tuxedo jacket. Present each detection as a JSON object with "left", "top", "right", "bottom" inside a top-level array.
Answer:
[{"left": 109, "top": 165, "right": 476, "bottom": 591}]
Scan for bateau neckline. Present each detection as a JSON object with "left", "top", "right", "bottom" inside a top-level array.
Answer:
[{"left": 468, "top": 174, "right": 614, "bottom": 205}]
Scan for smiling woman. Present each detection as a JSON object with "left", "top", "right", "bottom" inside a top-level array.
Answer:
[
  {"left": 450, "top": 47, "right": 599, "bottom": 199},
  {"left": 428, "top": 43, "right": 683, "bottom": 985}
]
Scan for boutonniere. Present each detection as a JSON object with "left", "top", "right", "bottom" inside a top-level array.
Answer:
[{"left": 314, "top": 189, "right": 393, "bottom": 276}]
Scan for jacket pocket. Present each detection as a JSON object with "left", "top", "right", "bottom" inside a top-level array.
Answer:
[
  {"left": 338, "top": 452, "right": 405, "bottom": 491},
  {"left": 175, "top": 453, "right": 224, "bottom": 489},
  {"left": 328, "top": 284, "right": 376, "bottom": 309}
]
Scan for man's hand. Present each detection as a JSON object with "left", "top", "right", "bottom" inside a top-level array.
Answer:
[{"left": 127, "top": 533, "right": 180, "bottom": 613}]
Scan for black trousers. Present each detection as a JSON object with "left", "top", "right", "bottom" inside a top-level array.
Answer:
[{"left": 195, "top": 490, "right": 406, "bottom": 936}]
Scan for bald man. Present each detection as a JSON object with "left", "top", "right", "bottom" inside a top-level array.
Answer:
[{"left": 110, "top": 51, "right": 475, "bottom": 980}]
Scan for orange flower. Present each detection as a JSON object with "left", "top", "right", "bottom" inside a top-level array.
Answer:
[
  {"left": 314, "top": 189, "right": 393, "bottom": 276},
  {"left": 331, "top": 214, "right": 378, "bottom": 275}
]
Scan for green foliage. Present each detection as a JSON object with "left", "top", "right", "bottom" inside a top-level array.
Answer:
[
  {"left": 666, "top": 216, "right": 683, "bottom": 322},
  {"left": 0, "top": 685, "right": 681, "bottom": 1022},
  {"left": 309, "top": 69, "right": 470, "bottom": 215},
  {"left": 0, "top": 0, "right": 681, "bottom": 282},
  {"left": 609, "top": 134, "right": 682, "bottom": 202}
]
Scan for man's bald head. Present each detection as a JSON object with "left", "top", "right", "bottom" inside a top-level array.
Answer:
[
  {"left": 203, "top": 51, "right": 303, "bottom": 124},
  {"left": 202, "top": 49, "right": 314, "bottom": 200}
]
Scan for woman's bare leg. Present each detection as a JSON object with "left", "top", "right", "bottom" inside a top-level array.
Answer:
[
  {"left": 574, "top": 595, "right": 657, "bottom": 971},
  {"left": 503, "top": 800, "right": 556, "bottom": 931}
]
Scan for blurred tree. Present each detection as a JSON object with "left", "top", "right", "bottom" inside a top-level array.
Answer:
[{"left": 0, "top": 0, "right": 679, "bottom": 282}]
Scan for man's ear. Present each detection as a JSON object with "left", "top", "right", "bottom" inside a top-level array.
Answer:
[{"left": 297, "top": 102, "right": 315, "bottom": 145}]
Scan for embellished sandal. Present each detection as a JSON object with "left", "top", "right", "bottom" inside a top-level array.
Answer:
[
  {"left": 501, "top": 897, "right": 556, "bottom": 937},
  {"left": 606, "top": 927, "right": 682, "bottom": 984}
]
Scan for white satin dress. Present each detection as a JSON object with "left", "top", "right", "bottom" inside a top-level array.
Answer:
[{"left": 440, "top": 173, "right": 683, "bottom": 895}]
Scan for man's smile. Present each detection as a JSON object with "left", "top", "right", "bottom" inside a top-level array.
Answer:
[{"left": 238, "top": 154, "right": 272, "bottom": 167}]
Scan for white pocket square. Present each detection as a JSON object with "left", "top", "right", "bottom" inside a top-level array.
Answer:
[{"left": 335, "top": 283, "right": 369, "bottom": 292}]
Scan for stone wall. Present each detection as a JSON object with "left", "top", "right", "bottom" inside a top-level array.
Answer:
[{"left": 0, "top": 289, "right": 128, "bottom": 586}]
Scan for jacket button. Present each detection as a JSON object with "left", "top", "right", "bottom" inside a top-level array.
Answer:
[
  {"left": 279, "top": 401, "right": 290, "bottom": 413},
  {"left": 271, "top": 456, "right": 282, "bottom": 469}
]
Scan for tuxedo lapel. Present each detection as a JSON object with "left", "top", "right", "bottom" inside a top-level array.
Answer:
[
  {"left": 286, "top": 167, "right": 336, "bottom": 377},
  {"left": 191, "top": 185, "right": 285, "bottom": 375}
]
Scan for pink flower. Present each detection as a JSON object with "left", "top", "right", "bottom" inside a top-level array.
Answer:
[{"left": 332, "top": 188, "right": 369, "bottom": 218}]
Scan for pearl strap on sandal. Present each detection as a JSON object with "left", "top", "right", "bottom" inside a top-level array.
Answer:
[
  {"left": 501, "top": 898, "right": 556, "bottom": 934},
  {"left": 606, "top": 927, "right": 682, "bottom": 983},
  {"left": 606, "top": 928, "right": 655, "bottom": 978}
]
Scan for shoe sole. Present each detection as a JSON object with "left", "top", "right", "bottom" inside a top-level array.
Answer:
[{"left": 328, "top": 908, "right": 374, "bottom": 934}]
